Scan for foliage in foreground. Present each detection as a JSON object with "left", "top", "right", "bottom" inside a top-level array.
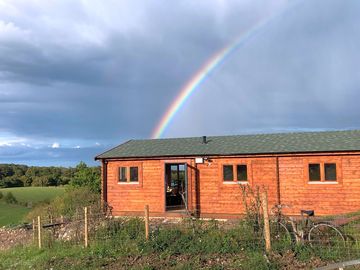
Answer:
[
  {"left": 0, "top": 219, "right": 277, "bottom": 270},
  {"left": 1, "top": 217, "right": 352, "bottom": 270}
]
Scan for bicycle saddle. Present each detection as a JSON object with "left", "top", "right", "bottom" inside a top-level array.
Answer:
[{"left": 300, "top": 210, "right": 314, "bottom": 216}]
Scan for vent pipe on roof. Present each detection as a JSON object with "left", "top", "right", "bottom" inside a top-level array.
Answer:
[{"left": 202, "top": 136, "right": 207, "bottom": 144}]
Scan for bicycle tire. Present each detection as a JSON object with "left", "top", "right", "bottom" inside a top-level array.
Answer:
[
  {"left": 270, "top": 221, "right": 294, "bottom": 247},
  {"left": 308, "top": 222, "right": 345, "bottom": 247}
]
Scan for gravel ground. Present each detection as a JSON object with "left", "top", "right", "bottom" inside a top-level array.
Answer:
[{"left": 0, "top": 227, "right": 32, "bottom": 251}]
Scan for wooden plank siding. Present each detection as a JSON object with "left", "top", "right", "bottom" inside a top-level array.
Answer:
[{"left": 103, "top": 152, "right": 360, "bottom": 218}]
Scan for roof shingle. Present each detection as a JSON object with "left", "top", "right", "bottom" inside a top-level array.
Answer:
[{"left": 95, "top": 130, "right": 360, "bottom": 159}]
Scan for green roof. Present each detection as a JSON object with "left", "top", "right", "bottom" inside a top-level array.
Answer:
[{"left": 95, "top": 130, "right": 360, "bottom": 159}]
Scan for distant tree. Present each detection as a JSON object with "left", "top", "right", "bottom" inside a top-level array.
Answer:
[
  {"left": 0, "top": 163, "right": 100, "bottom": 188},
  {"left": 70, "top": 161, "right": 101, "bottom": 193},
  {"left": 1, "top": 176, "right": 24, "bottom": 188},
  {"left": 0, "top": 164, "right": 14, "bottom": 179},
  {"left": 32, "top": 176, "right": 49, "bottom": 187}
]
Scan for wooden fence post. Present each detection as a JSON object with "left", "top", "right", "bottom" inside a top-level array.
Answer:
[
  {"left": 37, "top": 216, "right": 42, "bottom": 249},
  {"left": 261, "top": 192, "right": 271, "bottom": 253},
  {"left": 32, "top": 219, "right": 35, "bottom": 243},
  {"left": 84, "top": 207, "right": 88, "bottom": 248},
  {"left": 144, "top": 205, "right": 149, "bottom": 240}
]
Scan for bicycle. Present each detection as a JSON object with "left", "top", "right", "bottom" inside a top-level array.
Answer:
[{"left": 270, "top": 204, "right": 346, "bottom": 248}]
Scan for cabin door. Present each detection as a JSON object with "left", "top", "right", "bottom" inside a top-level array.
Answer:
[{"left": 165, "top": 163, "right": 187, "bottom": 211}]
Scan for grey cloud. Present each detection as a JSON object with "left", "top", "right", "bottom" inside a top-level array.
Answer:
[
  {"left": 0, "top": 0, "right": 359, "bottom": 165},
  {"left": 165, "top": 0, "right": 360, "bottom": 137},
  {"left": 0, "top": 144, "right": 106, "bottom": 166}
]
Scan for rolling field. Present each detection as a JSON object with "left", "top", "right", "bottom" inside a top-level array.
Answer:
[
  {"left": 0, "top": 202, "right": 30, "bottom": 227},
  {"left": 0, "top": 187, "right": 65, "bottom": 227}
]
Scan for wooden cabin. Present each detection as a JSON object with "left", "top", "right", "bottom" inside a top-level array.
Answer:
[{"left": 95, "top": 130, "right": 360, "bottom": 218}]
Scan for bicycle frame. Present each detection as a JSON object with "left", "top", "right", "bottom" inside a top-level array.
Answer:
[
  {"left": 270, "top": 204, "right": 346, "bottom": 246},
  {"left": 271, "top": 205, "right": 315, "bottom": 244}
]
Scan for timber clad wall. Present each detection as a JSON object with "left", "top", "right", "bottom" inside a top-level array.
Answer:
[
  {"left": 280, "top": 155, "right": 360, "bottom": 216},
  {"left": 104, "top": 153, "right": 360, "bottom": 218}
]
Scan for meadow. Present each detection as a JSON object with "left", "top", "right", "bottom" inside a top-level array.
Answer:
[{"left": 0, "top": 187, "right": 65, "bottom": 227}]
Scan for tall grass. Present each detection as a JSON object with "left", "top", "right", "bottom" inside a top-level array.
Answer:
[{"left": 0, "top": 218, "right": 277, "bottom": 270}]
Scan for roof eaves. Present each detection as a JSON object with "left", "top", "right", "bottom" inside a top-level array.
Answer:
[{"left": 94, "top": 139, "right": 133, "bottom": 160}]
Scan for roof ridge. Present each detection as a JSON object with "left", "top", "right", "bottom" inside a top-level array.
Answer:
[{"left": 138, "top": 129, "right": 360, "bottom": 142}]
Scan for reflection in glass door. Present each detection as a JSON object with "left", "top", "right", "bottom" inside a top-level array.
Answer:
[{"left": 165, "top": 163, "right": 186, "bottom": 211}]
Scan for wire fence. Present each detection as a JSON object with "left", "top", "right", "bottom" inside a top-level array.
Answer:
[{"left": 21, "top": 196, "right": 360, "bottom": 268}]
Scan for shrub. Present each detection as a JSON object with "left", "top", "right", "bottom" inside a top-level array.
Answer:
[
  {"left": 26, "top": 187, "right": 100, "bottom": 221},
  {"left": 69, "top": 162, "right": 101, "bottom": 193},
  {"left": 4, "top": 192, "right": 18, "bottom": 204}
]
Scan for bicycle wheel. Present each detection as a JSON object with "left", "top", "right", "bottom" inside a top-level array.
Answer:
[
  {"left": 308, "top": 222, "right": 345, "bottom": 247},
  {"left": 270, "top": 221, "right": 293, "bottom": 248}
]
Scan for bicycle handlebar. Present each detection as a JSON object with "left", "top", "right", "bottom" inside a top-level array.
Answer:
[{"left": 270, "top": 204, "right": 292, "bottom": 215}]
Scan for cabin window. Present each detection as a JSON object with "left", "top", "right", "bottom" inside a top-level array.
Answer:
[
  {"left": 223, "top": 165, "right": 233, "bottom": 181},
  {"left": 118, "top": 166, "right": 139, "bottom": 183},
  {"left": 324, "top": 163, "right": 336, "bottom": 181},
  {"left": 130, "top": 167, "right": 139, "bottom": 182},
  {"left": 308, "top": 162, "right": 338, "bottom": 183},
  {"left": 309, "top": 164, "right": 321, "bottom": 181},
  {"left": 222, "top": 164, "right": 249, "bottom": 183},
  {"left": 119, "top": 167, "right": 127, "bottom": 182},
  {"left": 237, "top": 165, "right": 248, "bottom": 181}
]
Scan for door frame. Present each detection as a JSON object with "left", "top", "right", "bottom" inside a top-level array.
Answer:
[{"left": 164, "top": 162, "right": 188, "bottom": 211}]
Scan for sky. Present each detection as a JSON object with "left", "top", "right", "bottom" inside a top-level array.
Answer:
[{"left": 0, "top": 0, "right": 360, "bottom": 166}]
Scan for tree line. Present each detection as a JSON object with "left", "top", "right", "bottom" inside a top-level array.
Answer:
[{"left": 0, "top": 162, "right": 101, "bottom": 192}]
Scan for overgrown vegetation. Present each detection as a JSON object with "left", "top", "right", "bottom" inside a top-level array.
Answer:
[
  {"left": 239, "top": 184, "right": 264, "bottom": 234},
  {"left": 25, "top": 187, "right": 100, "bottom": 221},
  {"left": 0, "top": 218, "right": 279, "bottom": 270},
  {"left": 0, "top": 216, "right": 352, "bottom": 270}
]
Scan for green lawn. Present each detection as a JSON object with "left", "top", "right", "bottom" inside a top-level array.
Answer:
[
  {"left": 0, "top": 187, "right": 65, "bottom": 227},
  {"left": 0, "top": 187, "right": 65, "bottom": 203},
  {"left": 0, "top": 201, "right": 30, "bottom": 227}
]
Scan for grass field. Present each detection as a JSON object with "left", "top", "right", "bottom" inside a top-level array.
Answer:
[
  {"left": 0, "top": 201, "right": 30, "bottom": 227},
  {"left": 0, "top": 187, "right": 65, "bottom": 227}
]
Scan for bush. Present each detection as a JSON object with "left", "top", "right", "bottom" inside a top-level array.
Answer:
[
  {"left": 69, "top": 162, "right": 101, "bottom": 193},
  {"left": 0, "top": 191, "right": 3, "bottom": 200},
  {"left": 26, "top": 187, "right": 100, "bottom": 221},
  {"left": 4, "top": 192, "right": 18, "bottom": 204}
]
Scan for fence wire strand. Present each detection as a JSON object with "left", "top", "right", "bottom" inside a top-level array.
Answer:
[{"left": 26, "top": 204, "right": 360, "bottom": 266}]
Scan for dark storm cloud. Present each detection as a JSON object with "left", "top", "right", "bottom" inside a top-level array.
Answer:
[
  {"left": 0, "top": 0, "right": 359, "bottom": 165},
  {"left": 0, "top": 144, "right": 106, "bottom": 166},
  {"left": 0, "top": 0, "right": 278, "bottom": 147},
  {"left": 165, "top": 0, "right": 360, "bottom": 137}
]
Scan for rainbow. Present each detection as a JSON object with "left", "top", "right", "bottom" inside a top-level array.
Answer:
[{"left": 151, "top": 2, "right": 299, "bottom": 139}]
